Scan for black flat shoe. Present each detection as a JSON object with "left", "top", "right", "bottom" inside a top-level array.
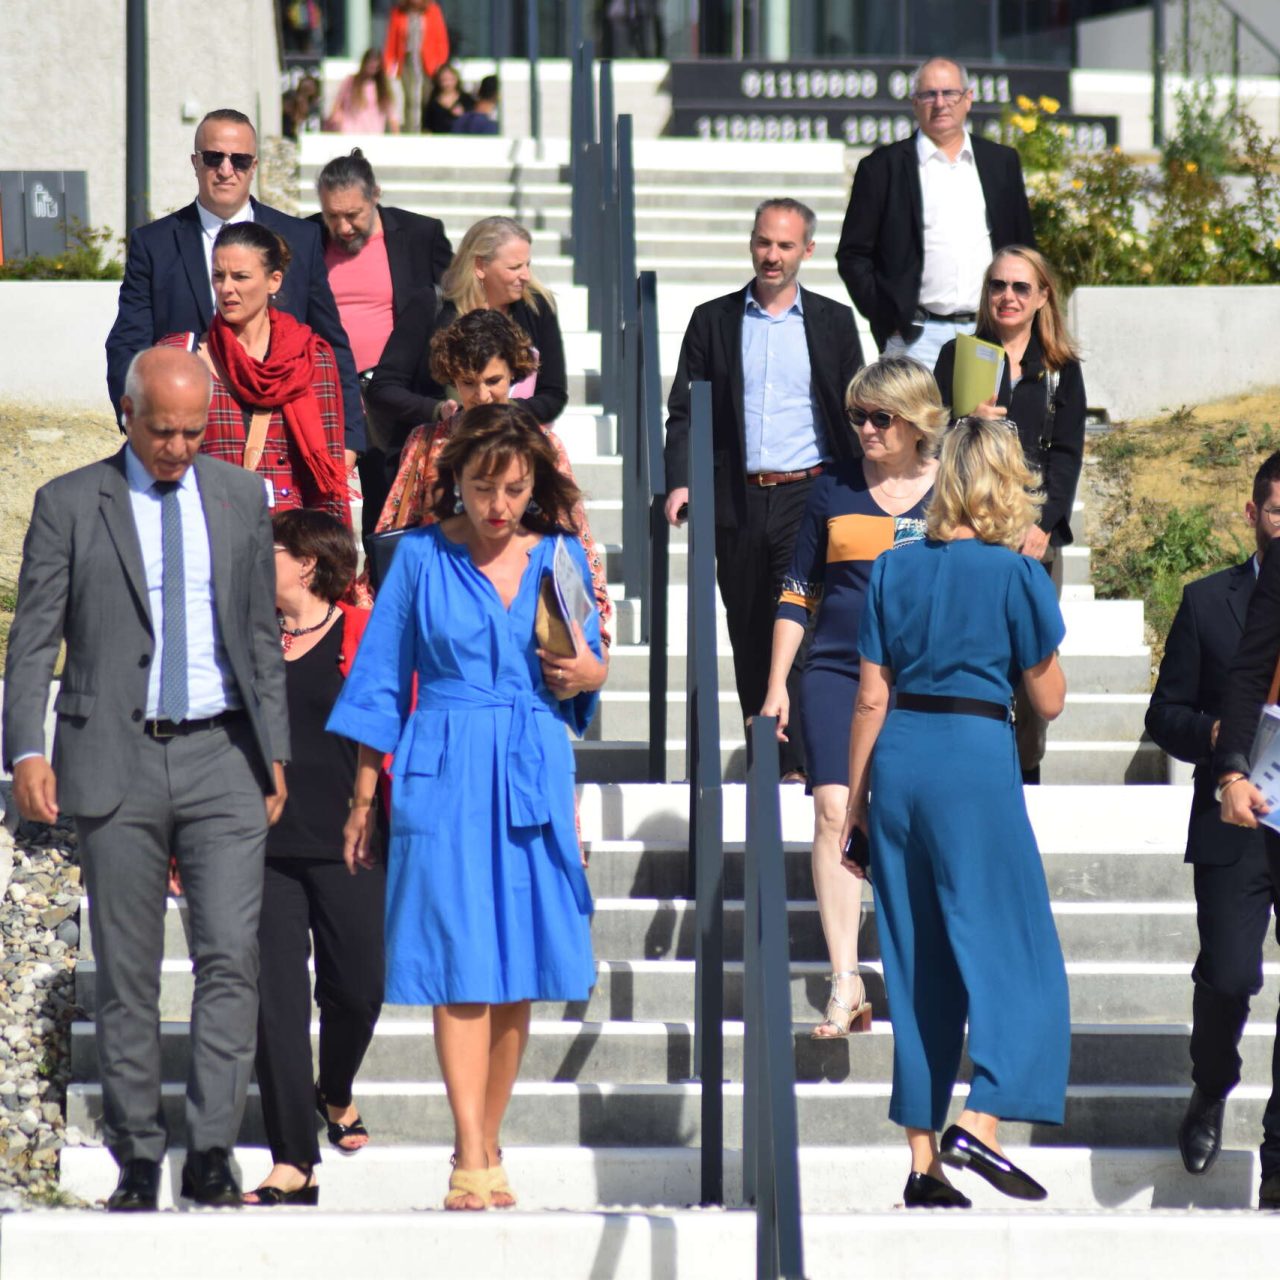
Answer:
[
  {"left": 315, "top": 1083, "right": 370, "bottom": 1153},
  {"left": 939, "top": 1125, "right": 1047, "bottom": 1202},
  {"left": 1259, "top": 1172, "right": 1280, "bottom": 1210},
  {"left": 1178, "top": 1086, "right": 1225, "bottom": 1175},
  {"left": 243, "top": 1171, "right": 319, "bottom": 1207},
  {"left": 903, "top": 1171, "right": 971, "bottom": 1209},
  {"left": 106, "top": 1158, "right": 160, "bottom": 1212},
  {"left": 180, "top": 1147, "right": 242, "bottom": 1207}
]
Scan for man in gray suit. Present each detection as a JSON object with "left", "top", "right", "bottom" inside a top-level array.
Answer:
[{"left": 3, "top": 347, "right": 289, "bottom": 1211}]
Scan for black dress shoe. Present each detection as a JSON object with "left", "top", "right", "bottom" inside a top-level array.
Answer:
[
  {"left": 106, "top": 1158, "right": 160, "bottom": 1212},
  {"left": 1259, "top": 1172, "right": 1280, "bottom": 1210},
  {"left": 939, "top": 1125, "right": 1048, "bottom": 1201},
  {"left": 180, "top": 1147, "right": 242, "bottom": 1207},
  {"left": 1178, "top": 1086, "right": 1225, "bottom": 1175},
  {"left": 903, "top": 1171, "right": 971, "bottom": 1209}
]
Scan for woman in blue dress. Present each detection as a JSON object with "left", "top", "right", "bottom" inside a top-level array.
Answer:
[
  {"left": 842, "top": 418, "right": 1070, "bottom": 1209},
  {"left": 328, "top": 403, "right": 607, "bottom": 1211},
  {"left": 761, "top": 357, "right": 945, "bottom": 1039}
]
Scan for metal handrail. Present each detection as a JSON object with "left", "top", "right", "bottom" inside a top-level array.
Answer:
[{"left": 743, "top": 717, "right": 807, "bottom": 1280}]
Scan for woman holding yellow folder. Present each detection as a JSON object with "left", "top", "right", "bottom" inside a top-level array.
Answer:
[{"left": 933, "top": 245, "right": 1085, "bottom": 783}]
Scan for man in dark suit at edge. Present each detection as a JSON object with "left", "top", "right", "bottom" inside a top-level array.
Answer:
[
  {"left": 836, "top": 56, "right": 1035, "bottom": 368},
  {"left": 308, "top": 147, "right": 453, "bottom": 533},
  {"left": 664, "top": 198, "right": 864, "bottom": 779},
  {"left": 105, "top": 108, "right": 367, "bottom": 459},
  {"left": 1150, "top": 452, "right": 1280, "bottom": 1207}
]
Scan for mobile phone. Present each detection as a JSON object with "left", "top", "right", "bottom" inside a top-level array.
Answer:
[{"left": 843, "top": 826, "right": 870, "bottom": 872}]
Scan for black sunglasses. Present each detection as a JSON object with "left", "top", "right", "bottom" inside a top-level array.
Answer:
[
  {"left": 198, "top": 150, "right": 255, "bottom": 172},
  {"left": 849, "top": 408, "right": 895, "bottom": 429},
  {"left": 987, "top": 278, "right": 1034, "bottom": 298}
]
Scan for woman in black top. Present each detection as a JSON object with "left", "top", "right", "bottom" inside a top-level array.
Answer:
[
  {"left": 242, "top": 509, "right": 385, "bottom": 1207},
  {"left": 367, "top": 216, "right": 568, "bottom": 446},
  {"left": 933, "top": 245, "right": 1086, "bottom": 781},
  {"left": 422, "top": 63, "right": 475, "bottom": 133}
]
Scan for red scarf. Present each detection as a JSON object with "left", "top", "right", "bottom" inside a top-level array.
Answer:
[{"left": 207, "top": 309, "right": 347, "bottom": 504}]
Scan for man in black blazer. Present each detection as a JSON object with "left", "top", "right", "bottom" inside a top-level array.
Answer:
[
  {"left": 664, "top": 198, "right": 863, "bottom": 777},
  {"left": 1152, "top": 452, "right": 1280, "bottom": 1205},
  {"left": 836, "top": 57, "right": 1035, "bottom": 366},
  {"left": 308, "top": 148, "right": 453, "bottom": 532},
  {"left": 105, "top": 108, "right": 366, "bottom": 454}
]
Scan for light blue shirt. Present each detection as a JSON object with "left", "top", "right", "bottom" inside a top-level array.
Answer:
[
  {"left": 741, "top": 286, "right": 826, "bottom": 473},
  {"left": 123, "top": 447, "right": 239, "bottom": 719}
]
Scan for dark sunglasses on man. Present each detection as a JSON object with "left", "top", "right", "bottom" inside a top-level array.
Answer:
[
  {"left": 198, "top": 150, "right": 256, "bottom": 172},
  {"left": 987, "top": 278, "right": 1034, "bottom": 298}
]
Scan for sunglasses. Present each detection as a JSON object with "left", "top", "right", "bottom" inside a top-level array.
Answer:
[
  {"left": 849, "top": 408, "right": 896, "bottom": 429},
  {"left": 987, "top": 278, "right": 1034, "bottom": 298},
  {"left": 198, "top": 150, "right": 255, "bottom": 172}
]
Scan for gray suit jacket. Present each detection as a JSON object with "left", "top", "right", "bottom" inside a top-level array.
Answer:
[{"left": 3, "top": 448, "right": 289, "bottom": 818}]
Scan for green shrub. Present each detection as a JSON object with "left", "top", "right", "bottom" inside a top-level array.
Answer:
[{"left": 0, "top": 222, "right": 123, "bottom": 281}]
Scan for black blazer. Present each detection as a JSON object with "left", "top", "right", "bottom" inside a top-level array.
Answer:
[
  {"left": 663, "top": 284, "right": 864, "bottom": 530},
  {"left": 105, "top": 197, "right": 366, "bottom": 451},
  {"left": 366, "top": 295, "right": 569, "bottom": 449},
  {"left": 306, "top": 204, "right": 453, "bottom": 325},
  {"left": 1148, "top": 560, "right": 1263, "bottom": 865},
  {"left": 934, "top": 330, "right": 1085, "bottom": 545},
  {"left": 835, "top": 132, "right": 1036, "bottom": 350}
]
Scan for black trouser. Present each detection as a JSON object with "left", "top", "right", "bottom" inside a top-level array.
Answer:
[
  {"left": 255, "top": 856, "right": 386, "bottom": 1168},
  {"left": 714, "top": 478, "right": 813, "bottom": 777},
  {"left": 1191, "top": 831, "right": 1280, "bottom": 1176},
  {"left": 357, "top": 448, "right": 393, "bottom": 539}
]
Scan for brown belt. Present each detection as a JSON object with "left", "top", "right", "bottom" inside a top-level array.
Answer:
[{"left": 745, "top": 464, "right": 824, "bottom": 488}]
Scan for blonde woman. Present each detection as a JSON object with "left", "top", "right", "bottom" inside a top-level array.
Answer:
[
  {"left": 368, "top": 216, "right": 567, "bottom": 441},
  {"left": 841, "top": 418, "right": 1070, "bottom": 1209},
  {"left": 760, "top": 357, "right": 944, "bottom": 1039}
]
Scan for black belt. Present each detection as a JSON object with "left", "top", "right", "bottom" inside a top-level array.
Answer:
[
  {"left": 143, "top": 709, "right": 244, "bottom": 740},
  {"left": 896, "top": 692, "right": 1012, "bottom": 723},
  {"left": 915, "top": 308, "right": 977, "bottom": 324}
]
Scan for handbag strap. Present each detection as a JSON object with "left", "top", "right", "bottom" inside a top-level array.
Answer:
[{"left": 193, "top": 338, "right": 271, "bottom": 472}]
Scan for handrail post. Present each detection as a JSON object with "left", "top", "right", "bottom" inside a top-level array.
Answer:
[
  {"left": 570, "top": 40, "right": 596, "bottom": 290},
  {"left": 687, "top": 380, "right": 724, "bottom": 1206},
  {"left": 617, "top": 114, "right": 642, "bottom": 605},
  {"left": 526, "top": 0, "right": 541, "bottom": 153},
  {"left": 745, "top": 717, "right": 806, "bottom": 1280},
  {"left": 1152, "top": 0, "right": 1166, "bottom": 150},
  {"left": 640, "top": 271, "right": 668, "bottom": 782},
  {"left": 594, "top": 61, "right": 616, "bottom": 377}
]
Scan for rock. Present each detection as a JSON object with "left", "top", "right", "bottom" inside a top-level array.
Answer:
[
  {"left": 62, "top": 1126, "right": 84, "bottom": 1147},
  {"left": 17, "top": 1082, "right": 38, "bottom": 1099},
  {"left": 17, "top": 1111, "right": 38, "bottom": 1136},
  {"left": 2, "top": 1025, "right": 26, "bottom": 1046},
  {"left": 0, "top": 849, "right": 12, "bottom": 900},
  {"left": 38, "top": 905, "right": 72, "bottom": 930},
  {"left": 40, "top": 1103, "right": 59, "bottom": 1125},
  {"left": 7, "top": 883, "right": 25, "bottom": 904}
]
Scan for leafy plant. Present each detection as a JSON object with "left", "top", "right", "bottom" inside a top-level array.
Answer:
[
  {"left": 1163, "top": 80, "right": 1239, "bottom": 178},
  {"left": 0, "top": 221, "right": 123, "bottom": 281},
  {"left": 1192, "top": 421, "right": 1250, "bottom": 469}
]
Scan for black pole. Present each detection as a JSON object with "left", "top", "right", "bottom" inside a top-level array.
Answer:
[
  {"left": 125, "top": 0, "right": 149, "bottom": 236},
  {"left": 1152, "top": 0, "right": 1166, "bottom": 150},
  {"left": 526, "top": 0, "right": 540, "bottom": 146}
]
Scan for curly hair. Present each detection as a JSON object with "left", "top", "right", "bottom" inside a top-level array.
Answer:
[
  {"left": 845, "top": 356, "right": 948, "bottom": 455},
  {"left": 441, "top": 217, "right": 555, "bottom": 317},
  {"left": 432, "top": 403, "right": 580, "bottom": 533},
  {"left": 926, "top": 418, "right": 1044, "bottom": 549},
  {"left": 428, "top": 309, "right": 537, "bottom": 388}
]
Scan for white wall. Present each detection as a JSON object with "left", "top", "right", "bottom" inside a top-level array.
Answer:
[{"left": 0, "top": 1, "right": 281, "bottom": 246}]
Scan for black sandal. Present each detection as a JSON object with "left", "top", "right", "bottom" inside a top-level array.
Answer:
[
  {"left": 243, "top": 1165, "right": 319, "bottom": 1207},
  {"left": 315, "top": 1083, "right": 370, "bottom": 1154}
]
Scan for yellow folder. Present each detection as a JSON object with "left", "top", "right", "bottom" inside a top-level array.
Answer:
[{"left": 951, "top": 333, "right": 1006, "bottom": 417}]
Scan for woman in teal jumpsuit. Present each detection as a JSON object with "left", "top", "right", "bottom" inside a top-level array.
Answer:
[{"left": 843, "top": 418, "right": 1070, "bottom": 1209}]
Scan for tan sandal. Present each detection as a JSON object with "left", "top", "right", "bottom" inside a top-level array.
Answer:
[
  {"left": 444, "top": 1166, "right": 490, "bottom": 1211},
  {"left": 811, "top": 968, "right": 872, "bottom": 1038},
  {"left": 486, "top": 1160, "right": 516, "bottom": 1209}
]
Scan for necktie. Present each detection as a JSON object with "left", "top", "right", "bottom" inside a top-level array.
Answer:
[{"left": 156, "top": 481, "right": 188, "bottom": 722}]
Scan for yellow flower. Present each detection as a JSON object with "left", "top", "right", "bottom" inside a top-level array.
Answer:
[
  {"left": 1214, "top": 227, "right": 1221, "bottom": 235},
  {"left": 1113, "top": 145, "right": 1123, "bottom": 155},
  {"left": 1185, "top": 161, "right": 1198, "bottom": 173},
  {"left": 1038, "top": 95, "right": 1061, "bottom": 114},
  {"left": 1140, "top": 262, "right": 1154, "bottom": 275},
  {"left": 1016, "top": 94, "right": 1036, "bottom": 112},
  {"left": 1071, "top": 178, "right": 1084, "bottom": 190},
  {"left": 1202, "top": 222, "right": 1210, "bottom": 233}
]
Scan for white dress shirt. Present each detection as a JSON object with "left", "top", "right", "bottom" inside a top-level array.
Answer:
[
  {"left": 916, "top": 130, "right": 991, "bottom": 315},
  {"left": 123, "top": 448, "right": 239, "bottom": 719},
  {"left": 196, "top": 199, "right": 255, "bottom": 314}
]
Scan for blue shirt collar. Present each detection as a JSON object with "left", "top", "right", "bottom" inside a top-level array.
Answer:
[
  {"left": 744, "top": 283, "right": 804, "bottom": 317},
  {"left": 124, "top": 444, "right": 198, "bottom": 496}
]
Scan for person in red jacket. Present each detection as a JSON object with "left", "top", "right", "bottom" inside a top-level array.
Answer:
[{"left": 384, "top": 1, "right": 450, "bottom": 136}]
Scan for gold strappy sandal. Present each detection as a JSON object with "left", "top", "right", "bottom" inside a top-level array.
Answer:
[
  {"left": 811, "top": 968, "right": 872, "bottom": 1039},
  {"left": 444, "top": 1159, "right": 491, "bottom": 1211}
]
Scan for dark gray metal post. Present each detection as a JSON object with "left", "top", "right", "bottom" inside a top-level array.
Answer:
[
  {"left": 125, "top": 0, "right": 149, "bottom": 235},
  {"left": 1152, "top": 0, "right": 1166, "bottom": 149},
  {"left": 490, "top": 0, "right": 511, "bottom": 58},
  {"left": 597, "top": 62, "right": 617, "bottom": 408},
  {"left": 526, "top": 0, "right": 541, "bottom": 147},
  {"left": 640, "top": 271, "right": 668, "bottom": 782},
  {"left": 988, "top": 0, "right": 999, "bottom": 61}
]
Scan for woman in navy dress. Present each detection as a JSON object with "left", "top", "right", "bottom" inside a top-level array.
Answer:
[
  {"left": 328, "top": 403, "right": 607, "bottom": 1211},
  {"left": 843, "top": 418, "right": 1070, "bottom": 1208},
  {"left": 761, "top": 357, "right": 945, "bottom": 1038}
]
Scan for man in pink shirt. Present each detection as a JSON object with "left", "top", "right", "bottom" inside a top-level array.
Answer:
[{"left": 309, "top": 148, "right": 452, "bottom": 532}]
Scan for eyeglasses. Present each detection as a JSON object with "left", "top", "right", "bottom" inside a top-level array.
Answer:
[
  {"left": 988, "top": 278, "right": 1035, "bottom": 298},
  {"left": 198, "top": 150, "right": 256, "bottom": 172},
  {"left": 849, "top": 408, "right": 896, "bottom": 429},
  {"left": 1260, "top": 506, "right": 1280, "bottom": 526},
  {"left": 912, "top": 89, "right": 966, "bottom": 105}
]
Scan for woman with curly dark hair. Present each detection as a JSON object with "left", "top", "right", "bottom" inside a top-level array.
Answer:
[{"left": 330, "top": 402, "right": 607, "bottom": 1212}]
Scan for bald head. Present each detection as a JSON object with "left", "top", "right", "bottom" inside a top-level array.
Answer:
[{"left": 121, "top": 348, "right": 213, "bottom": 483}]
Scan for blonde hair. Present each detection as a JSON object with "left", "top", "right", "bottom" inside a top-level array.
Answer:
[
  {"left": 845, "top": 356, "right": 948, "bottom": 455},
  {"left": 926, "top": 418, "right": 1044, "bottom": 549},
  {"left": 976, "top": 245, "right": 1080, "bottom": 372},
  {"left": 441, "top": 217, "right": 556, "bottom": 317}
]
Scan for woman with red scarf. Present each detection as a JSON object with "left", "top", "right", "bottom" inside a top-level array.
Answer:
[{"left": 157, "top": 223, "right": 350, "bottom": 524}]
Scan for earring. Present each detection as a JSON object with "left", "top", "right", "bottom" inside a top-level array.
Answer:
[
  {"left": 453, "top": 484, "right": 464, "bottom": 515},
  {"left": 526, "top": 497, "right": 541, "bottom": 516}
]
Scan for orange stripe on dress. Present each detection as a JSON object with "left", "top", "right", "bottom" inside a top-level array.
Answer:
[{"left": 826, "top": 513, "right": 895, "bottom": 563}]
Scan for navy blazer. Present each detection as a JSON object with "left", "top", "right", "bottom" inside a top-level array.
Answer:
[
  {"left": 1147, "top": 559, "right": 1263, "bottom": 866},
  {"left": 105, "top": 198, "right": 366, "bottom": 451},
  {"left": 835, "top": 132, "right": 1036, "bottom": 350}
]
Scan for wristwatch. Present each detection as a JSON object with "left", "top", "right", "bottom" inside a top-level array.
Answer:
[{"left": 1214, "top": 773, "right": 1248, "bottom": 802}]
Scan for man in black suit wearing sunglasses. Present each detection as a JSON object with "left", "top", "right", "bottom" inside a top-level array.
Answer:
[{"left": 105, "top": 108, "right": 366, "bottom": 457}]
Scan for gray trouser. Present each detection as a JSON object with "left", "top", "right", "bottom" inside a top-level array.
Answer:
[
  {"left": 1014, "top": 546, "right": 1064, "bottom": 772},
  {"left": 76, "top": 717, "right": 267, "bottom": 1164}
]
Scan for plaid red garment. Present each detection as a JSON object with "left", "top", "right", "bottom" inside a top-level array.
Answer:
[{"left": 156, "top": 332, "right": 348, "bottom": 524}]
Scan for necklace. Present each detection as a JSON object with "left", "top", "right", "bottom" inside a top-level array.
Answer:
[{"left": 278, "top": 602, "right": 336, "bottom": 653}]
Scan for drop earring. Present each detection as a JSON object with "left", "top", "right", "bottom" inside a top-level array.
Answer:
[
  {"left": 526, "top": 497, "right": 542, "bottom": 516},
  {"left": 453, "top": 484, "right": 464, "bottom": 514}
]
